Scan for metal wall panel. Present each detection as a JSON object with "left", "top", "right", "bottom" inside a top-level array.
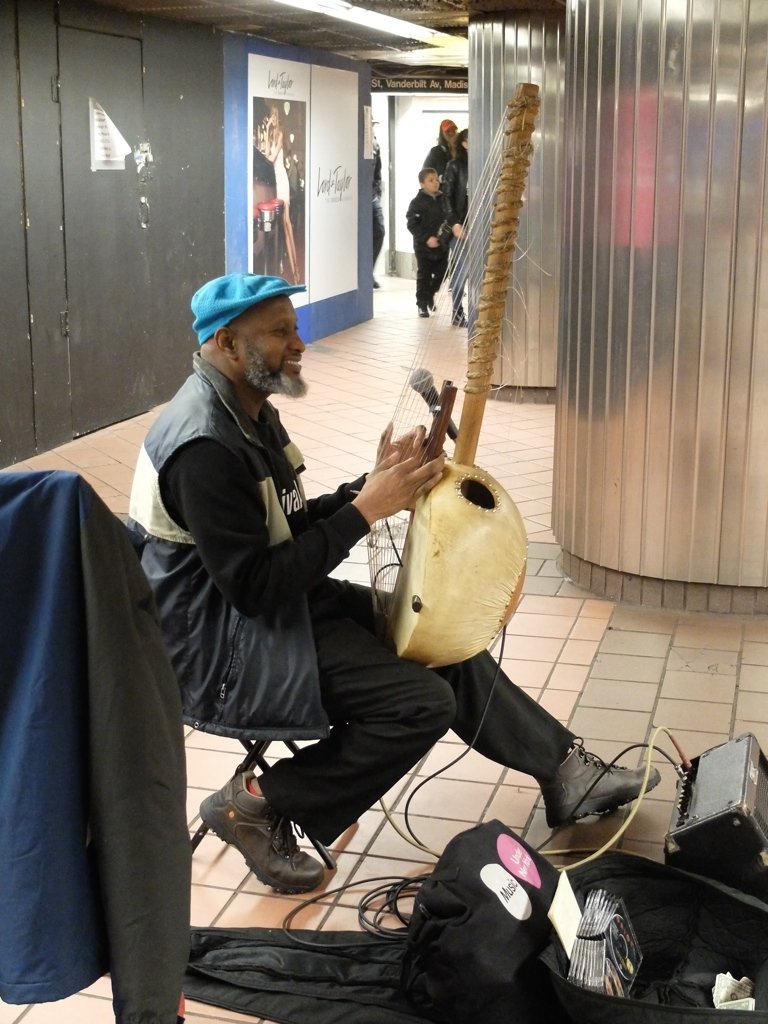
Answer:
[
  {"left": 468, "top": 12, "right": 565, "bottom": 389},
  {"left": 0, "top": 3, "right": 36, "bottom": 465},
  {"left": 553, "top": 0, "right": 768, "bottom": 587}
]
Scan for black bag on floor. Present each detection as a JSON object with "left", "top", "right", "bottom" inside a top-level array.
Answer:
[
  {"left": 185, "top": 927, "right": 430, "bottom": 1024},
  {"left": 401, "top": 819, "right": 567, "bottom": 1024},
  {"left": 540, "top": 852, "right": 768, "bottom": 1023}
]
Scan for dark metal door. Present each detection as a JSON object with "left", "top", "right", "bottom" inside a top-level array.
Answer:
[
  {"left": 58, "top": 26, "right": 151, "bottom": 434},
  {"left": 0, "top": 3, "right": 35, "bottom": 463}
]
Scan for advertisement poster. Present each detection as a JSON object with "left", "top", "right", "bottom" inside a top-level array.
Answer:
[
  {"left": 248, "top": 54, "right": 310, "bottom": 297},
  {"left": 309, "top": 65, "right": 358, "bottom": 301}
]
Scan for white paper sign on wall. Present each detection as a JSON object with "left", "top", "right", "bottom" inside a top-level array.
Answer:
[{"left": 89, "top": 98, "right": 131, "bottom": 171}]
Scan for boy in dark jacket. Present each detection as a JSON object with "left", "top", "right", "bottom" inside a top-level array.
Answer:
[{"left": 406, "top": 167, "right": 449, "bottom": 318}]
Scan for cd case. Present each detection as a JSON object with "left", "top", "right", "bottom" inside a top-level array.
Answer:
[{"left": 566, "top": 889, "right": 643, "bottom": 997}]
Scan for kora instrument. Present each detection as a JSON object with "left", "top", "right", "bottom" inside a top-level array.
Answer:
[{"left": 373, "top": 84, "right": 540, "bottom": 668}]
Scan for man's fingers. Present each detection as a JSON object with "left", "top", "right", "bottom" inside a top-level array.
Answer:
[{"left": 409, "top": 455, "right": 445, "bottom": 496}]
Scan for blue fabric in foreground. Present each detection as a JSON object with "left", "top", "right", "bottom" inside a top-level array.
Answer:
[{"left": 0, "top": 471, "right": 107, "bottom": 1002}]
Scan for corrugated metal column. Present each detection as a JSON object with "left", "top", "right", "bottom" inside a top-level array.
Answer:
[
  {"left": 552, "top": 0, "right": 768, "bottom": 611},
  {"left": 468, "top": 12, "right": 565, "bottom": 390}
]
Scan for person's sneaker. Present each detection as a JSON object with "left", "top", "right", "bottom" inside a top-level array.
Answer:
[
  {"left": 451, "top": 311, "right": 468, "bottom": 327},
  {"left": 199, "top": 772, "right": 325, "bottom": 894},
  {"left": 537, "top": 740, "right": 661, "bottom": 828},
  {"left": 373, "top": 278, "right": 381, "bottom": 289},
  {"left": 417, "top": 305, "right": 429, "bottom": 318}
]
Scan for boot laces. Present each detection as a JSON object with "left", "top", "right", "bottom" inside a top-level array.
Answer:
[
  {"left": 572, "top": 739, "right": 618, "bottom": 774},
  {"left": 573, "top": 741, "right": 618, "bottom": 770},
  {"left": 266, "top": 808, "right": 302, "bottom": 861}
]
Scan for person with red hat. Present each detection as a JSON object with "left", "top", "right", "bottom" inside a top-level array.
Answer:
[{"left": 422, "top": 118, "right": 458, "bottom": 182}]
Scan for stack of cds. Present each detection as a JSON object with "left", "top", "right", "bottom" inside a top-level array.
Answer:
[{"left": 567, "top": 889, "right": 642, "bottom": 997}]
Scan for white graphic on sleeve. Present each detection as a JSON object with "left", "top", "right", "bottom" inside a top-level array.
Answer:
[{"left": 280, "top": 481, "right": 304, "bottom": 515}]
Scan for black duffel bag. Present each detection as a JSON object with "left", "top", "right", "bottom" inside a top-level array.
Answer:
[
  {"left": 540, "top": 852, "right": 768, "bottom": 1022},
  {"left": 402, "top": 819, "right": 567, "bottom": 1024}
]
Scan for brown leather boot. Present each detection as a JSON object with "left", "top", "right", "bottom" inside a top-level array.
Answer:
[{"left": 200, "top": 772, "right": 325, "bottom": 894}]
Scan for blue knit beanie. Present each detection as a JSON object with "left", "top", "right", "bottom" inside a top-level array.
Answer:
[{"left": 191, "top": 273, "right": 305, "bottom": 344}]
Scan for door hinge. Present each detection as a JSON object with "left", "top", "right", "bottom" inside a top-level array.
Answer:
[
  {"left": 59, "top": 310, "right": 69, "bottom": 337},
  {"left": 51, "top": 75, "right": 60, "bottom": 103}
]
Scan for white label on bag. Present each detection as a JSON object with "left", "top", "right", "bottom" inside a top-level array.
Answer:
[{"left": 480, "top": 863, "right": 533, "bottom": 921}]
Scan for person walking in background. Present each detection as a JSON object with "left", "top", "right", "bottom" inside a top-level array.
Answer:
[
  {"left": 422, "top": 118, "right": 457, "bottom": 182},
  {"left": 372, "top": 126, "right": 385, "bottom": 289},
  {"left": 406, "top": 168, "right": 448, "bottom": 318},
  {"left": 442, "top": 127, "right": 469, "bottom": 327}
]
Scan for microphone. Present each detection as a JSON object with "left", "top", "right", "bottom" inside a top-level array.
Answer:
[{"left": 409, "top": 367, "right": 458, "bottom": 441}]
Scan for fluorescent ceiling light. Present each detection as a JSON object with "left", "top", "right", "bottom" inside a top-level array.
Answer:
[{"left": 270, "top": 0, "right": 465, "bottom": 51}]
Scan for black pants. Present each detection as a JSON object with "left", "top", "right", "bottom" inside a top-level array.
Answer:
[
  {"left": 415, "top": 251, "right": 448, "bottom": 308},
  {"left": 372, "top": 198, "right": 385, "bottom": 268},
  {"left": 260, "top": 581, "right": 573, "bottom": 844},
  {"left": 448, "top": 233, "right": 468, "bottom": 318}
]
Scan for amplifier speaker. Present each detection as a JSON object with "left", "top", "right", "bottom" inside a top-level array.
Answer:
[{"left": 664, "top": 732, "right": 768, "bottom": 900}]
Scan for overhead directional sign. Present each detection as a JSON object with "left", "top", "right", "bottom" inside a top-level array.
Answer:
[{"left": 370, "top": 69, "right": 468, "bottom": 94}]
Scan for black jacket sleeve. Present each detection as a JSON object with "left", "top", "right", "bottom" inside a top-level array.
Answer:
[
  {"left": 162, "top": 439, "right": 369, "bottom": 617},
  {"left": 442, "top": 158, "right": 463, "bottom": 227},
  {"left": 406, "top": 194, "right": 430, "bottom": 243}
]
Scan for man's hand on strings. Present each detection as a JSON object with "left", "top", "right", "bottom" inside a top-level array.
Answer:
[
  {"left": 368, "top": 423, "right": 428, "bottom": 476},
  {"left": 353, "top": 423, "right": 445, "bottom": 525}
]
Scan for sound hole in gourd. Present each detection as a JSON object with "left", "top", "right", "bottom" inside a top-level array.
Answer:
[{"left": 460, "top": 479, "right": 496, "bottom": 509}]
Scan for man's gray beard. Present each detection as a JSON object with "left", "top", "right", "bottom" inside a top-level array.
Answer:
[{"left": 245, "top": 346, "right": 307, "bottom": 398}]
